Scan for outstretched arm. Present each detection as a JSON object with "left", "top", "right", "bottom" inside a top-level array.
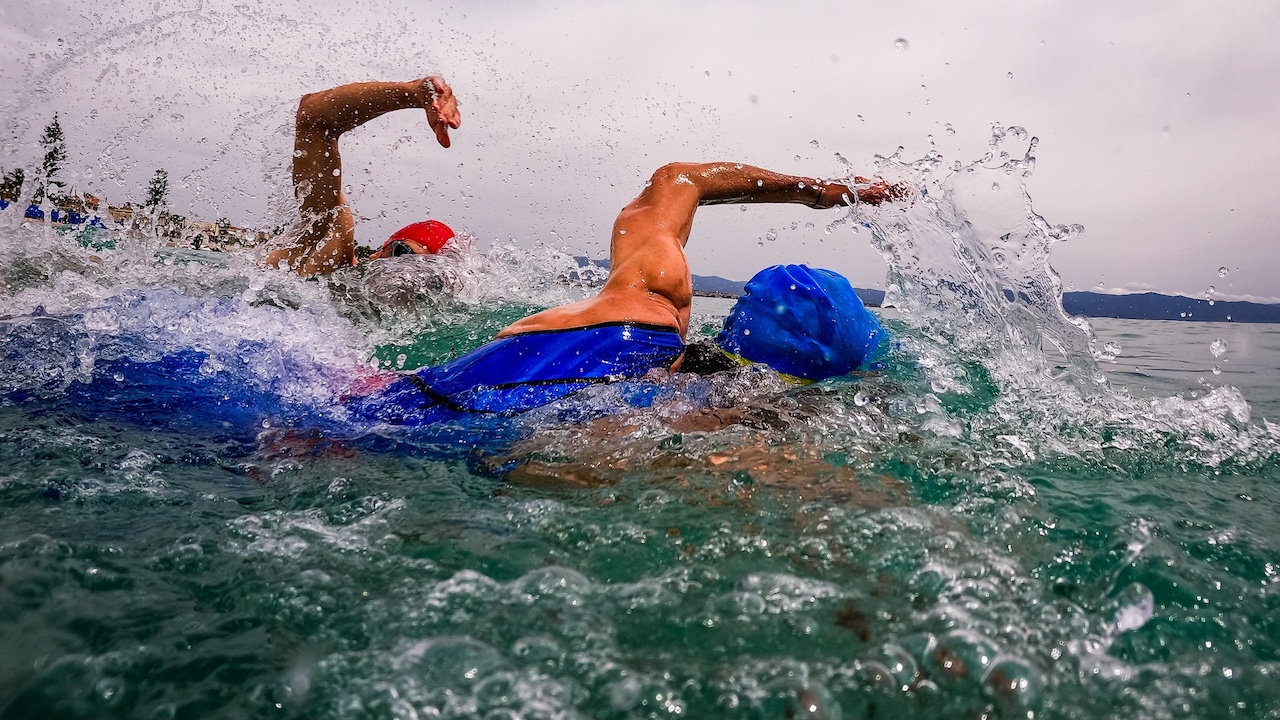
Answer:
[
  {"left": 497, "top": 162, "right": 898, "bottom": 338},
  {"left": 621, "top": 162, "right": 898, "bottom": 247},
  {"left": 607, "top": 161, "right": 898, "bottom": 318},
  {"left": 266, "top": 76, "right": 462, "bottom": 276}
]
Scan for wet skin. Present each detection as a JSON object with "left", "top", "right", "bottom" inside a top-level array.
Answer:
[{"left": 267, "top": 75, "right": 900, "bottom": 346}]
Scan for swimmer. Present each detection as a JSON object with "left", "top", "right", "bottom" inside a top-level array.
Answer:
[
  {"left": 267, "top": 76, "right": 900, "bottom": 425},
  {"left": 265, "top": 76, "right": 462, "bottom": 274}
]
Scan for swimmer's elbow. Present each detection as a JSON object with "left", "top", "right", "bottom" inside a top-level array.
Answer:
[
  {"left": 296, "top": 92, "right": 328, "bottom": 131},
  {"left": 649, "top": 162, "right": 701, "bottom": 187},
  {"left": 643, "top": 163, "right": 714, "bottom": 205}
]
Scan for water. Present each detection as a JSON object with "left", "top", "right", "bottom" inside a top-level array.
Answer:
[{"left": 3, "top": 133, "right": 1280, "bottom": 720}]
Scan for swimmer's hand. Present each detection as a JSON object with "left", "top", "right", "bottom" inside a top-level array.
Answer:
[
  {"left": 810, "top": 177, "right": 907, "bottom": 208},
  {"left": 853, "top": 176, "right": 909, "bottom": 205},
  {"left": 418, "top": 75, "right": 462, "bottom": 148}
]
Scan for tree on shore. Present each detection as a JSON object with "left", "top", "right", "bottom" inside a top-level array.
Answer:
[
  {"left": 34, "top": 115, "right": 68, "bottom": 204},
  {"left": 35, "top": 115, "right": 68, "bottom": 203},
  {"left": 0, "top": 168, "right": 23, "bottom": 203},
  {"left": 145, "top": 169, "right": 169, "bottom": 211}
]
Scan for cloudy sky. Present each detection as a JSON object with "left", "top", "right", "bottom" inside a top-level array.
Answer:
[{"left": 2, "top": 0, "right": 1278, "bottom": 299}]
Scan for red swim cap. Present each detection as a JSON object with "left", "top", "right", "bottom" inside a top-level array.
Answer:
[{"left": 387, "top": 220, "right": 455, "bottom": 254}]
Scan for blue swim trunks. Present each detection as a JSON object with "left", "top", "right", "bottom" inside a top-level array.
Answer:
[{"left": 346, "top": 322, "right": 686, "bottom": 426}]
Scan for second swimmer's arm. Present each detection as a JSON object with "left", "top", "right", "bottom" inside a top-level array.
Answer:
[
  {"left": 270, "top": 77, "right": 461, "bottom": 276},
  {"left": 296, "top": 78, "right": 460, "bottom": 146}
]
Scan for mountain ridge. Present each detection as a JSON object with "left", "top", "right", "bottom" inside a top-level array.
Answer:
[{"left": 573, "top": 259, "right": 1280, "bottom": 322}]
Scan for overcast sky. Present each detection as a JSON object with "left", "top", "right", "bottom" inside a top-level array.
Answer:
[{"left": 2, "top": 0, "right": 1278, "bottom": 300}]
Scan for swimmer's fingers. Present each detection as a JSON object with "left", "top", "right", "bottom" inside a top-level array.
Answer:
[
  {"left": 810, "top": 182, "right": 856, "bottom": 209},
  {"left": 851, "top": 176, "right": 909, "bottom": 205},
  {"left": 421, "top": 75, "right": 461, "bottom": 148}
]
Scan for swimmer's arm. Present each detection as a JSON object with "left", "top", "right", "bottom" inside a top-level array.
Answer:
[
  {"left": 296, "top": 77, "right": 460, "bottom": 147},
  {"left": 674, "top": 162, "right": 897, "bottom": 208},
  {"left": 622, "top": 162, "right": 898, "bottom": 248},
  {"left": 270, "top": 77, "right": 461, "bottom": 276}
]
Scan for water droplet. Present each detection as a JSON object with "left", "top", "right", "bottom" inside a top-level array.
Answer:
[
  {"left": 1210, "top": 339, "right": 1227, "bottom": 358},
  {"left": 766, "top": 229, "right": 778, "bottom": 242},
  {"left": 809, "top": 140, "right": 820, "bottom": 148},
  {"left": 704, "top": 70, "right": 710, "bottom": 76},
  {"left": 743, "top": 328, "right": 751, "bottom": 336},
  {"left": 857, "top": 114, "right": 865, "bottom": 123},
  {"left": 1103, "top": 341, "right": 1121, "bottom": 357},
  {"left": 1212, "top": 365, "right": 1222, "bottom": 376},
  {"left": 113, "top": 372, "right": 125, "bottom": 382},
  {"left": 789, "top": 284, "right": 797, "bottom": 291},
  {"left": 793, "top": 155, "right": 802, "bottom": 162},
  {"left": 894, "top": 38, "right": 909, "bottom": 52},
  {"left": 740, "top": 205, "right": 747, "bottom": 212},
  {"left": 944, "top": 123, "right": 955, "bottom": 136},
  {"left": 757, "top": 179, "right": 764, "bottom": 187},
  {"left": 618, "top": 229, "right": 626, "bottom": 235},
  {"left": 1218, "top": 266, "right": 1229, "bottom": 278},
  {"left": 991, "top": 182, "right": 1000, "bottom": 192},
  {"left": 757, "top": 241, "right": 764, "bottom": 247},
  {"left": 331, "top": 168, "right": 341, "bottom": 177},
  {"left": 1205, "top": 286, "right": 1215, "bottom": 296},
  {"left": 1006, "top": 71, "right": 1014, "bottom": 79},
  {"left": 854, "top": 392, "right": 869, "bottom": 407}
]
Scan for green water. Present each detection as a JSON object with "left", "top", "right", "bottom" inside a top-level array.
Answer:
[{"left": 2, "top": 307, "right": 1278, "bottom": 720}]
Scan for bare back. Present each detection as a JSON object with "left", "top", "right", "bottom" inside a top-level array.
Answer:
[{"left": 497, "top": 164, "right": 703, "bottom": 337}]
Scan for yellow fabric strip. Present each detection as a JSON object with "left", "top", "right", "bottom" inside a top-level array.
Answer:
[{"left": 720, "top": 351, "right": 815, "bottom": 385}]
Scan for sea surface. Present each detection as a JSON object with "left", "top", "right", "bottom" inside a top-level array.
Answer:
[{"left": 2, "top": 139, "right": 1279, "bottom": 720}]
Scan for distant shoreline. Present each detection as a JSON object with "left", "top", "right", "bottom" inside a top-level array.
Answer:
[
  {"left": 690, "top": 277, "right": 1278, "bottom": 322},
  {"left": 601, "top": 257, "right": 1280, "bottom": 322}
]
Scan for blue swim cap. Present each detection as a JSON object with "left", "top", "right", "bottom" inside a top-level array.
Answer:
[{"left": 715, "top": 264, "right": 887, "bottom": 381}]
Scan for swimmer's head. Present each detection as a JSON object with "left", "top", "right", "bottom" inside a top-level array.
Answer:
[
  {"left": 714, "top": 264, "right": 887, "bottom": 381},
  {"left": 373, "top": 219, "right": 455, "bottom": 258}
]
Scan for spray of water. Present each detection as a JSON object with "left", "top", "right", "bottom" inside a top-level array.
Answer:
[{"left": 812, "top": 126, "right": 1274, "bottom": 472}]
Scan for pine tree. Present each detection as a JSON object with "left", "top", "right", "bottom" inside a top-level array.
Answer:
[
  {"left": 0, "top": 168, "right": 23, "bottom": 203},
  {"left": 145, "top": 169, "right": 169, "bottom": 210},
  {"left": 35, "top": 114, "right": 67, "bottom": 203}
]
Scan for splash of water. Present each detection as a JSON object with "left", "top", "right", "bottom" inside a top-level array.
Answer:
[{"left": 816, "top": 125, "right": 1273, "bottom": 471}]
